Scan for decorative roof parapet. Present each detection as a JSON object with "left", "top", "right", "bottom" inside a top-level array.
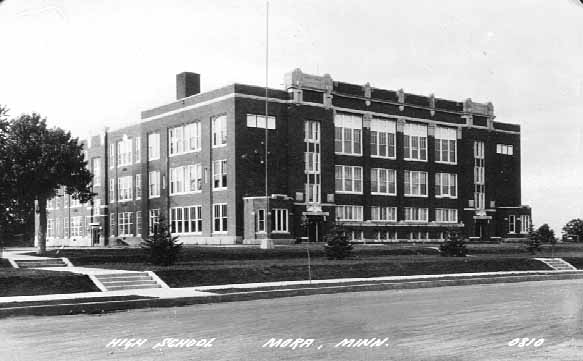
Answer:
[{"left": 463, "top": 98, "right": 495, "bottom": 116}]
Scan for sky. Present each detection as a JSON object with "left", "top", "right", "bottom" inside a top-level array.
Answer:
[{"left": 1, "top": 0, "right": 582, "bottom": 234}]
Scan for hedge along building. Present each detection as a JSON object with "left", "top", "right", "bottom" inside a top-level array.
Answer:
[{"left": 36, "top": 68, "right": 531, "bottom": 248}]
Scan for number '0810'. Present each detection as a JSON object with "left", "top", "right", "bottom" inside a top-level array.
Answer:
[{"left": 508, "top": 338, "right": 544, "bottom": 347}]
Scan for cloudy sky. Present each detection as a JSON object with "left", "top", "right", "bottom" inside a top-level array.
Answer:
[{"left": 1, "top": 0, "right": 582, "bottom": 234}]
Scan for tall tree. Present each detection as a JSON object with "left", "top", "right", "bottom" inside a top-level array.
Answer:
[
  {"left": 0, "top": 105, "right": 12, "bottom": 249},
  {"left": 562, "top": 219, "right": 583, "bottom": 242},
  {"left": 6, "top": 114, "right": 93, "bottom": 254},
  {"left": 536, "top": 223, "right": 556, "bottom": 244}
]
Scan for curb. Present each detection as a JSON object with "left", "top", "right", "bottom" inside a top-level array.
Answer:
[{"left": 1, "top": 271, "right": 583, "bottom": 318}]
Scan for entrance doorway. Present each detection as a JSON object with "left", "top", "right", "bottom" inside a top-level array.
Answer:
[{"left": 90, "top": 226, "right": 101, "bottom": 246}]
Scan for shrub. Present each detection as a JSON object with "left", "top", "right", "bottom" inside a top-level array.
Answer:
[
  {"left": 140, "top": 221, "right": 183, "bottom": 266},
  {"left": 324, "top": 226, "right": 353, "bottom": 260},
  {"left": 526, "top": 225, "right": 542, "bottom": 254},
  {"left": 440, "top": 228, "right": 467, "bottom": 257}
]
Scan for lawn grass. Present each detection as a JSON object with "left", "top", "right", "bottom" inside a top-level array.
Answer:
[{"left": 0, "top": 269, "right": 99, "bottom": 297}]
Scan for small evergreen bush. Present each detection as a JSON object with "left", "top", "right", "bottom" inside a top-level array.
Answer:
[
  {"left": 526, "top": 225, "right": 542, "bottom": 254},
  {"left": 141, "top": 221, "right": 183, "bottom": 266},
  {"left": 324, "top": 226, "right": 353, "bottom": 260},
  {"left": 439, "top": 228, "right": 467, "bottom": 257}
]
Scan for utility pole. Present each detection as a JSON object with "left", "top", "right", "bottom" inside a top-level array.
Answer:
[{"left": 264, "top": 0, "right": 270, "bottom": 245}]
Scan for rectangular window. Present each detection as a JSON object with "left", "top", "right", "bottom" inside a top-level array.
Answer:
[
  {"left": 334, "top": 113, "right": 362, "bottom": 156},
  {"left": 117, "top": 176, "right": 133, "bottom": 202},
  {"left": 135, "top": 174, "right": 142, "bottom": 200},
  {"left": 213, "top": 204, "right": 228, "bottom": 233},
  {"left": 435, "top": 126, "right": 457, "bottom": 164},
  {"left": 370, "top": 118, "right": 396, "bottom": 158},
  {"left": 70, "top": 216, "right": 83, "bottom": 237},
  {"left": 257, "top": 209, "right": 266, "bottom": 233},
  {"left": 212, "top": 115, "right": 227, "bottom": 147},
  {"left": 435, "top": 173, "right": 458, "bottom": 198},
  {"left": 508, "top": 215, "right": 516, "bottom": 233},
  {"left": 403, "top": 123, "right": 428, "bottom": 161},
  {"left": 109, "top": 143, "right": 115, "bottom": 168},
  {"left": 109, "top": 178, "right": 116, "bottom": 203},
  {"left": 116, "top": 138, "right": 132, "bottom": 167},
  {"left": 370, "top": 206, "right": 397, "bottom": 221},
  {"left": 304, "top": 120, "right": 321, "bottom": 204},
  {"left": 117, "top": 212, "right": 132, "bottom": 236},
  {"left": 170, "top": 164, "right": 202, "bottom": 194},
  {"left": 69, "top": 197, "right": 82, "bottom": 208},
  {"left": 212, "top": 160, "right": 227, "bottom": 190},
  {"left": 135, "top": 136, "right": 141, "bottom": 163},
  {"left": 109, "top": 212, "right": 116, "bottom": 237},
  {"left": 92, "top": 158, "right": 101, "bottom": 186},
  {"left": 149, "top": 209, "right": 160, "bottom": 234},
  {"left": 404, "top": 207, "right": 429, "bottom": 222},
  {"left": 170, "top": 206, "right": 203, "bottom": 234},
  {"left": 247, "top": 114, "right": 276, "bottom": 129},
  {"left": 189, "top": 164, "right": 203, "bottom": 192},
  {"left": 474, "top": 141, "right": 486, "bottom": 209},
  {"left": 404, "top": 170, "right": 428, "bottom": 197},
  {"left": 435, "top": 208, "right": 458, "bottom": 223},
  {"left": 335, "top": 165, "right": 363, "bottom": 193},
  {"left": 370, "top": 168, "right": 397, "bottom": 195},
  {"left": 335, "top": 205, "right": 364, "bottom": 221},
  {"left": 136, "top": 211, "right": 142, "bottom": 236},
  {"left": 496, "top": 144, "right": 514, "bottom": 155},
  {"left": 149, "top": 171, "right": 160, "bottom": 198},
  {"left": 148, "top": 132, "right": 160, "bottom": 161},
  {"left": 47, "top": 219, "right": 55, "bottom": 238},
  {"left": 520, "top": 215, "right": 530, "bottom": 233},
  {"left": 169, "top": 122, "right": 201, "bottom": 155},
  {"left": 273, "top": 209, "right": 289, "bottom": 233}
]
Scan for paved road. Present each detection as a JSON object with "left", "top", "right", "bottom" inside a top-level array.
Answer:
[{"left": 2, "top": 279, "right": 583, "bottom": 361}]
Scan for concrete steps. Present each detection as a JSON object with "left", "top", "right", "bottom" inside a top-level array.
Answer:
[
  {"left": 535, "top": 258, "right": 578, "bottom": 271},
  {"left": 93, "top": 272, "right": 166, "bottom": 291},
  {"left": 12, "top": 258, "right": 69, "bottom": 268}
]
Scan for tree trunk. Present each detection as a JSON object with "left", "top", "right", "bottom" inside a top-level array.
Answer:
[{"left": 37, "top": 197, "right": 47, "bottom": 255}]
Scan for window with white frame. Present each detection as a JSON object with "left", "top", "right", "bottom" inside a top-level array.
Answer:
[
  {"left": 247, "top": 114, "right": 276, "bottom": 129},
  {"left": 109, "top": 178, "right": 115, "bottom": 203},
  {"left": 435, "top": 126, "right": 457, "bottom": 164},
  {"left": 520, "top": 215, "right": 530, "bottom": 234},
  {"left": 256, "top": 209, "right": 266, "bottom": 233},
  {"left": 169, "top": 122, "right": 201, "bottom": 155},
  {"left": 149, "top": 171, "right": 160, "bottom": 198},
  {"left": 149, "top": 209, "right": 160, "bottom": 234},
  {"left": 403, "top": 123, "right": 427, "bottom": 161},
  {"left": 435, "top": 208, "right": 458, "bottom": 223},
  {"left": 117, "top": 138, "right": 132, "bottom": 167},
  {"left": 136, "top": 211, "right": 142, "bottom": 236},
  {"left": 212, "top": 160, "right": 227, "bottom": 190},
  {"left": 371, "top": 168, "right": 397, "bottom": 195},
  {"left": 370, "top": 206, "right": 397, "bottom": 221},
  {"left": 435, "top": 173, "right": 458, "bottom": 198},
  {"left": 92, "top": 158, "right": 101, "bottom": 186},
  {"left": 169, "top": 166, "right": 185, "bottom": 194},
  {"left": 305, "top": 120, "right": 321, "bottom": 204},
  {"left": 213, "top": 204, "right": 228, "bottom": 233},
  {"left": 118, "top": 212, "right": 132, "bottom": 236},
  {"left": 212, "top": 115, "right": 227, "bottom": 147},
  {"left": 64, "top": 218, "right": 69, "bottom": 238},
  {"left": 117, "top": 176, "right": 133, "bottom": 202},
  {"left": 335, "top": 165, "right": 362, "bottom": 193},
  {"left": 404, "top": 207, "right": 428, "bottom": 222},
  {"left": 508, "top": 215, "right": 516, "bottom": 233},
  {"left": 109, "top": 213, "right": 116, "bottom": 237},
  {"left": 148, "top": 132, "right": 160, "bottom": 161},
  {"left": 370, "top": 118, "right": 396, "bottom": 158},
  {"left": 474, "top": 141, "right": 486, "bottom": 209},
  {"left": 109, "top": 143, "right": 115, "bottom": 168},
  {"left": 135, "top": 136, "right": 141, "bottom": 163},
  {"left": 272, "top": 209, "right": 289, "bottom": 233},
  {"left": 69, "top": 197, "right": 82, "bottom": 208},
  {"left": 496, "top": 144, "right": 514, "bottom": 155},
  {"left": 404, "top": 170, "right": 428, "bottom": 197},
  {"left": 47, "top": 219, "right": 55, "bottom": 238},
  {"left": 135, "top": 174, "right": 141, "bottom": 199},
  {"left": 377, "top": 231, "right": 397, "bottom": 242},
  {"left": 70, "top": 216, "right": 83, "bottom": 237},
  {"left": 335, "top": 205, "right": 363, "bottom": 221},
  {"left": 170, "top": 206, "right": 203, "bottom": 234},
  {"left": 334, "top": 113, "right": 362, "bottom": 156}
]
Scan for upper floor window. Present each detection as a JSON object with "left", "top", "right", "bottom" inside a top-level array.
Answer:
[
  {"left": 404, "top": 123, "right": 427, "bottom": 161},
  {"left": 496, "top": 144, "right": 514, "bottom": 155},
  {"left": 247, "top": 114, "right": 276, "bottom": 129},
  {"left": 371, "top": 206, "right": 397, "bottom": 222},
  {"left": 109, "top": 143, "right": 115, "bottom": 168},
  {"left": 148, "top": 132, "right": 160, "bottom": 161},
  {"left": 370, "top": 168, "right": 397, "bottom": 195},
  {"left": 404, "top": 207, "right": 428, "bottom": 222},
  {"left": 92, "top": 158, "right": 101, "bottom": 187},
  {"left": 212, "top": 115, "right": 227, "bottom": 147},
  {"left": 212, "top": 160, "right": 227, "bottom": 190},
  {"left": 117, "top": 137, "right": 132, "bottom": 167},
  {"left": 335, "top": 205, "right": 363, "bottom": 221},
  {"left": 135, "top": 136, "right": 141, "bottom": 163},
  {"left": 169, "top": 122, "right": 201, "bottom": 155},
  {"left": 118, "top": 212, "right": 133, "bottom": 236},
  {"left": 118, "top": 176, "right": 133, "bottom": 202},
  {"left": 148, "top": 171, "right": 160, "bottom": 198},
  {"left": 435, "top": 173, "right": 458, "bottom": 198},
  {"left": 334, "top": 113, "right": 362, "bottom": 156},
  {"left": 404, "top": 170, "right": 428, "bottom": 197},
  {"left": 170, "top": 164, "right": 202, "bottom": 194},
  {"left": 435, "top": 126, "right": 457, "bottom": 164},
  {"left": 135, "top": 174, "right": 142, "bottom": 200},
  {"left": 335, "top": 165, "right": 363, "bottom": 194},
  {"left": 370, "top": 118, "right": 396, "bottom": 159}
]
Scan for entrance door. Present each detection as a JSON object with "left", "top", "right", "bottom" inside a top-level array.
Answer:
[
  {"left": 474, "top": 220, "right": 490, "bottom": 242},
  {"left": 91, "top": 227, "right": 100, "bottom": 246},
  {"left": 307, "top": 219, "right": 324, "bottom": 242}
]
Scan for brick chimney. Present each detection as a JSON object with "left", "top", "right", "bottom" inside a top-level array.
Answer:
[{"left": 176, "top": 72, "right": 200, "bottom": 99}]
